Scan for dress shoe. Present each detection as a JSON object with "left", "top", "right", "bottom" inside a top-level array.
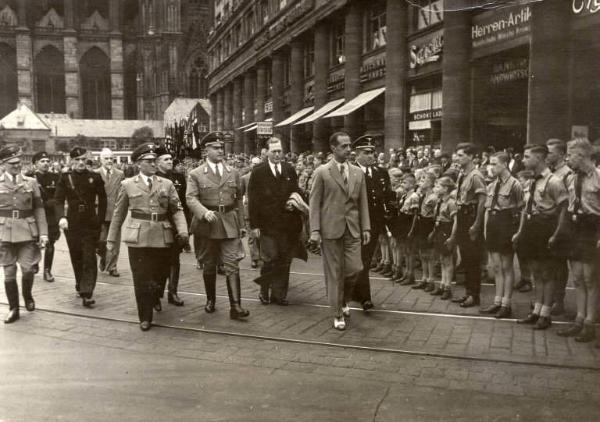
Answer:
[
  {"left": 168, "top": 293, "right": 184, "bottom": 306},
  {"left": 399, "top": 276, "right": 415, "bottom": 286},
  {"left": 362, "top": 300, "right": 374, "bottom": 311},
  {"left": 139, "top": 321, "right": 151, "bottom": 331},
  {"left": 517, "top": 280, "right": 533, "bottom": 293},
  {"left": 82, "top": 298, "right": 96, "bottom": 308},
  {"left": 230, "top": 305, "right": 250, "bottom": 320},
  {"left": 251, "top": 260, "right": 259, "bottom": 269},
  {"left": 271, "top": 298, "right": 289, "bottom": 306},
  {"left": 479, "top": 304, "right": 501, "bottom": 314},
  {"left": 391, "top": 269, "right": 403, "bottom": 282},
  {"left": 495, "top": 306, "right": 512, "bottom": 319},
  {"left": 372, "top": 263, "right": 384, "bottom": 273},
  {"left": 381, "top": 265, "right": 394, "bottom": 278},
  {"left": 533, "top": 316, "right": 552, "bottom": 330},
  {"left": 258, "top": 293, "right": 270, "bottom": 305},
  {"left": 412, "top": 280, "right": 428, "bottom": 290},
  {"left": 424, "top": 282, "right": 436, "bottom": 293},
  {"left": 430, "top": 286, "right": 443, "bottom": 296},
  {"left": 333, "top": 316, "right": 346, "bottom": 331},
  {"left": 550, "top": 301, "right": 565, "bottom": 316},
  {"left": 459, "top": 296, "right": 480, "bottom": 308},
  {"left": 451, "top": 295, "right": 468, "bottom": 304},
  {"left": 370, "top": 261, "right": 378, "bottom": 269},
  {"left": 440, "top": 289, "right": 452, "bottom": 301},
  {"left": 205, "top": 300, "right": 216, "bottom": 313},
  {"left": 43, "top": 269, "right": 55, "bottom": 282},
  {"left": 342, "top": 304, "right": 351, "bottom": 317},
  {"left": 517, "top": 313, "right": 539, "bottom": 324},
  {"left": 574, "top": 324, "right": 595, "bottom": 342},
  {"left": 557, "top": 323, "right": 583, "bottom": 337},
  {"left": 154, "top": 299, "right": 162, "bottom": 312},
  {"left": 4, "top": 309, "right": 19, "bottom": 324},
  {"left": 108, "top": 269, "right": 120, "bottom": 277},
  {"left": 25, "top": 299, "right": 35, "bottom": 312}
]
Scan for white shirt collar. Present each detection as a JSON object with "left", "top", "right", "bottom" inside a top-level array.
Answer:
[
  {"left": 207, "top": 160, "right": 222, "bottom": 174},
  {"left": 268, "top": 161, "right": 281, "bottom": 176},
  {"left": 140, "top": 173, "right": 152, "bottom": 186}
]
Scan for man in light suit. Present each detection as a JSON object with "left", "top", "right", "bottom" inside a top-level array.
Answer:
[
  {"left": 95, "top": 148, "right": 124, "bottom": 277},
  {"left": 309, "top": 132, "right": 371, "bottom": 330}
]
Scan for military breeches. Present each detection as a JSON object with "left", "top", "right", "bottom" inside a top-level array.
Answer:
[{"left": 196, "top": 237, "right": 245, "bottom": 276}]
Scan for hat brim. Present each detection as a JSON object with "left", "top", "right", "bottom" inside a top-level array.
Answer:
[
  {"left": 3, "top": 155, "right": 22, "bottom": 164},
  {"left": 136, "top": 153, "right": 157, "bottom": 161}
]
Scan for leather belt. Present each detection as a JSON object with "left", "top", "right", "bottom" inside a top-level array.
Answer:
[
  {"left": 131, "top": 211, "right": 168, "bottom": 221},
  {"left": 0, "top": 209, "right": 34, "bottom": 219},
  {"left": 205, "top": 204, "right": 236, "bottom": 213}
]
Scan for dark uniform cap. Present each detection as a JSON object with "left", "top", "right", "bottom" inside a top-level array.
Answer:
[
  {"left": 200, "top": 131, "right": 224, "bottom": 148},
  {"left": 0, "top": 145, "right": 22, "bottom": 163},
  {"left": 352, "top": 135, "right": 376, "bottom": 152},
  {"left": 131, "top": 143, "right": 157, "bottom": 162},
  {"left": 70, "top": 147, "right": 87, "bottom": 159},
  {"left": 32, "top": 151, "right": 50, "bottom": 163},
  {"left": 154, "top": 146, "right": 172, "bottom": 158}
]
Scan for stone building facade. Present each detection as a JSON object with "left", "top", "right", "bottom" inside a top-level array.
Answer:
[
  {"left": 207, "top": 0, "right": 600, "bottom": 154},
  {"left": 0, "top": 0, "right": 211, "bottom": 121}
]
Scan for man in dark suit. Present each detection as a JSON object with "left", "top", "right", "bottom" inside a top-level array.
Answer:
[
  {"left": 351, "top": 137, "right": 394, "bottom": 311},
  {"left": 248, "top": 137, "right": 303, "bottom": 305}
]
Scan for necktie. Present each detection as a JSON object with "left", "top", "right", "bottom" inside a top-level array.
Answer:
[
  {"left": 526, "top": 175, "right": 543, "bottom": 215},
  {"left": 433, "top": 199, "right": 442, "bottom": 220},
  {"left": 147, "top": 177, "right": 153, "bottom": 191},
  {"left": 12, "top": 175, "right": 17, "bottom": 184},
  {"left": 456, "top": 172, "right": 464, "bottom": 193},
  {"left": 339, "top": 164, "right": 347, "bottom": 185},
  {"left": 491, "top": 178, "right": 502, "bottom": 210},
  {"left": 573, "top": 171, "right": 584, "bottom": 215},
  {"left": 275, "top": 164, "right": 281, "bottom": 178},
  {"left": 215, "top": 164, "right": 221, "bottom": 179},
  {"left": 107, "top": 169, "right": 111, "bottom": 179}
]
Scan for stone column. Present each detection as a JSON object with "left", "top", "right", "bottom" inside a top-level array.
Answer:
[
  {"left": 15, "top": 0, "right": 33, "bottom": 108},
  {"left": 290, "top": 40, "right": 305, "bottom": 153},
  {"left": 108, "top": 0, "right": 124, "bottom": 119},
  {"left": 384, "top": 0, "right": 408, "bottom": 149},
  {"left": 216, "top": 89, "right": 224, "bottom": 131},
  {"left": 271, "top": 51, "right": 287, "bottom": 151},
  {"left": 224, "top": 83, "right": 233, "bottom": 153},
  {"left": 440, "top": 0, "right": 471, "bottom": 153},
  {"left": 313, "top": 22, "right": 330, "bottom": 152},
  {"left": 527, "top": 0, "right": 570, "bottom": 145},
  {"left": 244, "top": 70, "right": 256, "bottom": 154},
  {"left": 344, "top": 1, "right": 363, "bottom": 140},
  {"left": 233, "top": 78, "right": 244, "bottom": 153},
  {"left": 209, "top": 93, "right": 218, "bottom": 131},
  {"left": 256, "top": 61, "right": 267, "bottom": 122},
  {"left": 62, "top": 0, "right": 80, "bottom": 117},
  {"left": 110, "top": 0, "right": 121, "bottom": 31}
]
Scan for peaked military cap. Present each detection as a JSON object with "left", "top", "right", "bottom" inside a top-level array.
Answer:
[
  {"left": 154, "top": 146, "right": 172, "bottom": 158},
  {"left": 352, "top": 135, "right": 376, "bottom": 151},
  {"left": 200, "top": 131, "right": 224, "bottom": 148},
  {"left": 131, "top": 143, "right": 157, "bottom": 162},
  {"left": 0, "top": 145, "right": 22, "bottom": 163},
  {"left": 70, "top": 147, "right": 87, "bottom": 159},
  {"left": 32, "top": 151, "right": 50, "bottom": 163}
]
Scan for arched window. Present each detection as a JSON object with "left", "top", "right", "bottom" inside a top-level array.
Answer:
[
  {"left": 0, "top": 43, "right": 17, "bottom": 118},
  {"left": 80, "top": 47, "right": 111, "bottom": 119},
  {"left": 34, "top": 45, "right": 65, "bottom": 113}
]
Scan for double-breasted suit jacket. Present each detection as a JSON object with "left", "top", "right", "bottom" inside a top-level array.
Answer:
[{"left": 107, "top": 175, "right": 187, "bottom": 248}]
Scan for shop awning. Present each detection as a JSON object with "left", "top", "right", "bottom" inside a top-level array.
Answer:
[
  {"left": 242, "top": 117, "right": 272, "bottom": 132},
  {"left": 237, "top": 122, "right": 256, "bottom": 130},
  {"left": 409, "top": 120, "right": 431, "bottom": 131},
  {"left": 275, "top": 107, "right": 315, "bottom": 127},
  {"left": 294, "top": 99, "right": 345, "bottom": 125},
  {"left": 324, "top": 88, "right": 386, "bottom": 118}
]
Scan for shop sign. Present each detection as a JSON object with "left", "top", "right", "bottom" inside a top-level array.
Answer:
[
  {"left": 360, "top": 52, "right": 386, "bottom": 83},
  {"left": 490, "top": 58, "right": 529, "bottom": 85},
  {"left": 572, "top": 0, "right": 600, "bottom": 15},
  {"left": 471, "top": 5, "right": 531, "bottom": 50},
  {"left": 409, "top": 30, "right": 443, "bottom": 70},
  {"left": 256, "top": 121, "right": 273, "bottom": 136},
  {"left": 410, "top": 109, "right": 442, "bottom": 122},
  {"left": 264, "top": 100, "right": 273, "bottom": 113}
]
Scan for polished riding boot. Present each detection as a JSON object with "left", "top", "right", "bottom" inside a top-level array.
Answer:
[
  {"left": 226, "top": 273, "right": 249, "bottom": 320},
  {"left": 44, "top": 243, "right": 55, "bottom": 282},
  {"left": 167, "top": 264, "right": 184, "bottom": 306},
  {"left": 203, "top": 271, "right": 217, "bottom": 313},
  {"left": 4, "top": 281, "right": 20, "bottom": 324},
  {"left": 21, "top": 272, "right": 35, "bottom": 312}
]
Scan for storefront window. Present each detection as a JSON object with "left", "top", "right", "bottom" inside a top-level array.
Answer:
[
  {"left": 413, "top": 0, "right": 444, "bottom": 31},
  {"left": 332, "top": 22, "right": 345, "bottom": 65},
  {"left": 408, "top": 82, "right": 443, "bottom": 146},
  {"left": 366, "top": 2, "right": 387, "bottom": 52}
]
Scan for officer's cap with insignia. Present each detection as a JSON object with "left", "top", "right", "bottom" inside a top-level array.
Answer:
[
  {"left": 0, "top": 145, "right": 22, "bottom": 164},
  {"left": 70, "top": 147, "right": 87, "bottom": 159},
  {"left": 32, "top": 151, "right": 50, "bottom": 163},
  {"left": 131, "top": 143, "right": 157, "bottom": 162},
  {"left": 154, "top": 146, "right": 172, "bottom": 159},
  {"left": 200, "top": 131, "right": 224, "bottom": 149},
  {"left": 352, "top": 135, "right": 376, "bottom": 152}
]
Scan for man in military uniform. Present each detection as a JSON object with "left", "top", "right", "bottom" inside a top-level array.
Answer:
[
  {"left": 55, "top": 147, "right": 107, "bottom": 307},
  {"left": 32, "top": 151, "right": 60, "bottom": 282},
  {"left": 351, "top": 136, "right": 393, "bottom": 311},
  {"left": 154, "top": 146, "right": 187, "bottom": 308},
  {"left": 107, "top": 144, "right": 188, "bottom": 331},
  {"left": 0, "top": 146, "right": 48, "bottom": 323},
  {"left": 95, "top": 148, "right": 124, "bottom": 277},
  {"left": 186, "top": 132, "right": 249, "bottom": 320},
  {"left": 446, "top": 143, "right": 487, "bottom": 308}
]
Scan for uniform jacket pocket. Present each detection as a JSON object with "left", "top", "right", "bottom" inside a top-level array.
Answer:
[
  {"left": 162, "top": 221, "right": 174, "bottom": 244},
  {"left": 123, "top": 222, "right": 141, "bottom": 244}
]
